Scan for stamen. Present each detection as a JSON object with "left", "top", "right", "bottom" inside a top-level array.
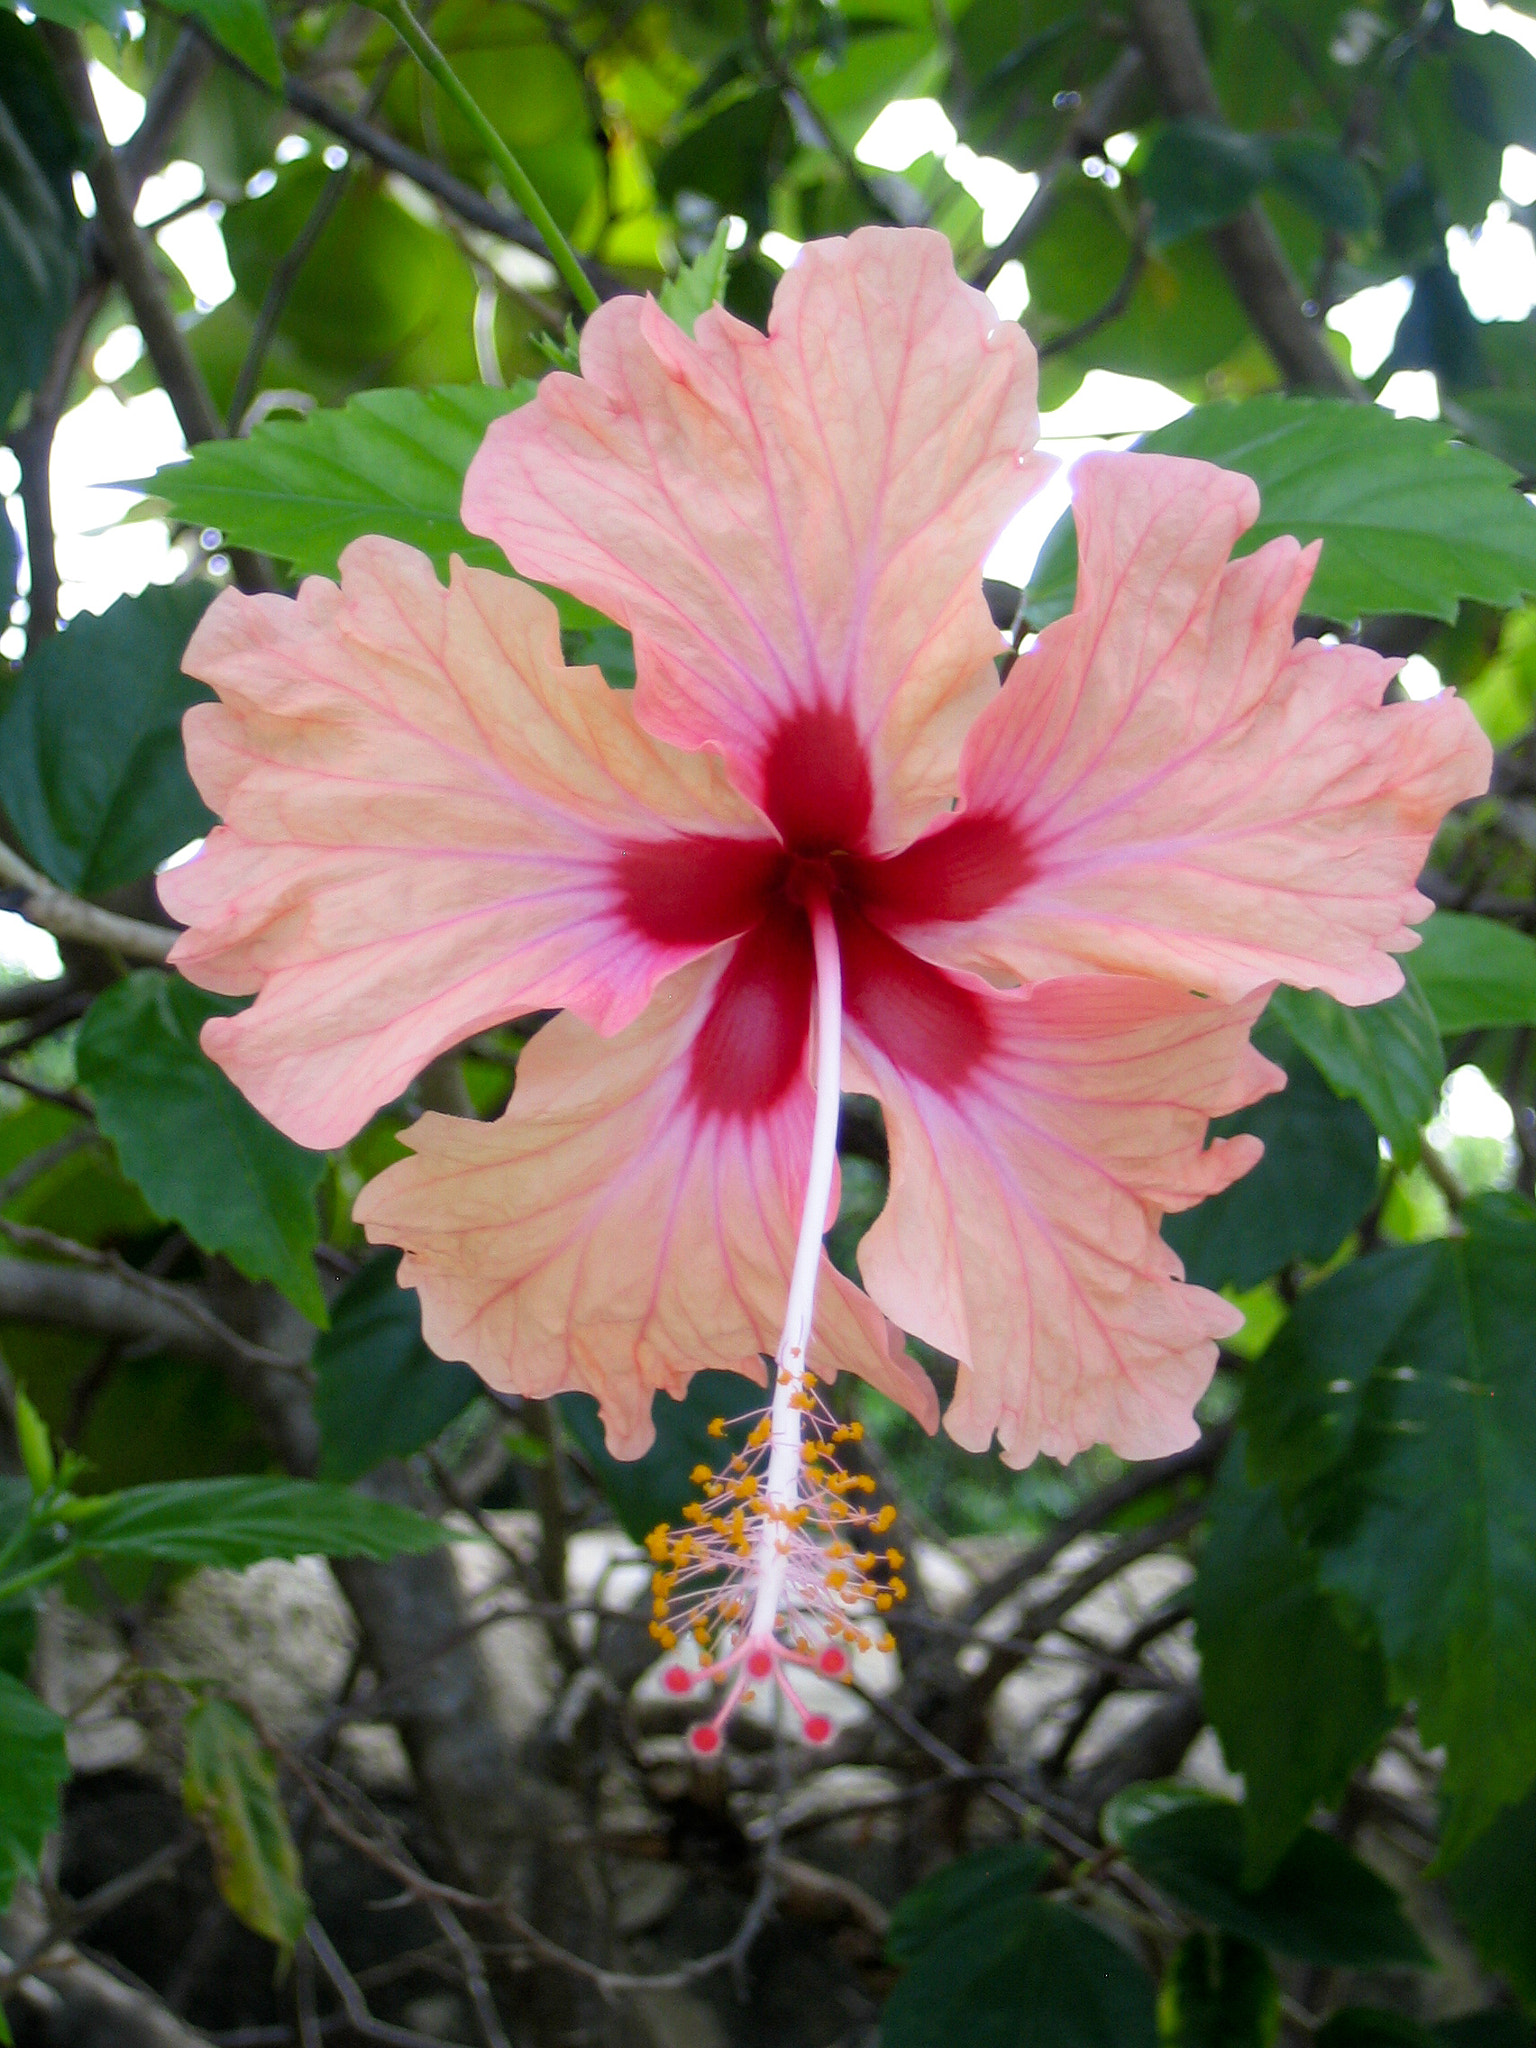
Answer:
[{"left": 646, "top": 892, "right": 906, "bottom": 1752}]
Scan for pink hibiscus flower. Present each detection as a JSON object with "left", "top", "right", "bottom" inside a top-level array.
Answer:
[{"left": 161, "top": 227, "right": 1489, "bottom": 1749}]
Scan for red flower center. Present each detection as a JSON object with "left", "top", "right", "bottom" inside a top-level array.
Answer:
[{"left": 613, "top": 709, "right": 1033, "bottom": 1116}]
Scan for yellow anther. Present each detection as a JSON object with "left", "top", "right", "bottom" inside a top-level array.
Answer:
[
  {"left": 886, "top": 1548, "right": 905, "bottom": 1569},
  {"left": 645, "top": 1524, "right": 671, "bottom": 1561},
  {"left": 876, "top": 1593, "right": 893, "bottom": 1611},
  {"left": 889, "top": 1577, "right": 907, "bottom": 1601},
  {"left": 707, "top": 1416, "right": 727, "bottom": 1438},
  {"left": 872, "top": 1506, "right": 896, "bottom": 1533}
]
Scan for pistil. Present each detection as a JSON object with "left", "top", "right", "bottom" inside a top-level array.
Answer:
[{"left": 646, "top": 890, "right": 906, "bottom": 1752}]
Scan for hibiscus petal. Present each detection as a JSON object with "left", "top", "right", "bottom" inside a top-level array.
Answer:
[
  {"left": 462, "top": 227, "right": 1050, "bottom": 852},
  {"left": 353, "top": 947, "right": 938, "bottom": 1458},
  {"left": 837, "top": 914, "right": 1280, "bottom": 1467},
  {"left": 160, "top": 538, "right": 775, "bottom": 1148},
  {"left": 865, "top": 452, "right": 1492, "bottom": 1003}
]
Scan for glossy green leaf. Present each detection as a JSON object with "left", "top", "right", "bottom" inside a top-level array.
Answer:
[
  {"left": 0, "top": 16, "right": 82, "bottom": 428},
  {"left": 153, "top": 384, "right": 532, "bottom": 583},
  {"left": 1158, "top": 1931, "right": 1279, "bottom": 2048},
  {"left": 1445, "top": 1780, "right": 1536, "bottom": 2010},
  {"left": 1243, "top": 1197, "right": 1536, "bottom": 1858},
  {"left": 1268, "top": 975, "right": 1444, "bottom": 1160},
  {"left": 182, "top": 1699, "right": 307, "bottom": 1950},
  {"left": 1024, "top": 399, "right": 1536, "bottom": 628},
  {"left": 1119, "top": 1794, "right": 1428, "bottom": 1967},
  {"left": 658, "top": 218, "right": 730, "bottom": 335},
  {"left": 1163, "top": 1024, "right": 1380, "bottom": 1291},
  {"left": 1193, "top": 1440, "right": 1394, "bottom": 1883},
  {"left": 883, "top": 1891, "right": 1158, "bottom": 2048},
  {"left": 886, "top": 1841, "right": 1052, "bottom": 1966},
  {"left": 78, "top": 975, "right": 327, "bottom": 1323},
  {"left": 0, "top": 584, "right": 215, "bottom": 894},
  {"left": 558, "top": 1369, "right": 765, "bottom": 1543},
  {"left": 60, "top": 1475, "right": 446, "bottom": 1565},
  {"left": 314, "top": 1254, "right": 479, "bottom": 1483},
  {"left": 161, "top": 0, "right": 280, "bottom": 86},
  {"left": 0, "top": 1669, "right": 68, "bottom": 1911},
  {"left": 1409, "top": 913, "right": 1536, "bottom": 1034}
]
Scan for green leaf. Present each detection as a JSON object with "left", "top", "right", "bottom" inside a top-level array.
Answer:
[
  {"left": 12, "top": 1386, "right": 53, "bottom": 1496},
  {"left": 1102, "top": 1780, "right": 1212, "bottom": 1846},
  {"left": 0, "top": 1669, "right": 68, "bottom": 1911},
  {"left": 558, "top": 1369, "right": 766, "bottom": 1543},
  {"left": 0, "top": 584, "right": 215, "bottom": 894},
  {"left": 1268, "top": 975, "right": 1445, "bottom": 1161},
  {"left": 0, "top": 1600, "right": 37, "bottom": 1683},
  {"left": 152, "top": 384, "right": 535, "bottom": 584},
  {"left": 886, "top": 1841, "right": 1053, "bottom": 1966},
  {"left": 1022, "top": 173, "right": 1249, "bottom": 387},
  {"left": 1192, "top": 1440, "right": 1394, "bottom": 1884},
  {"left": 1024, "top": 399, "right": 1536, "bottom": 629},
  {"left": 314, "top": 1253, "right": 479, "bottom": 1483},
  {"left": 1163, "top": 1023, "right": 1380, "bottom": 1291},
  {"left": 1267, "top": 135, "right": 1375, "bottom": 232},
  {"left": 1140, "top": 121, "right": 1269, "bottom": 247},
  {"left": 883, "top": 1892, "right": 1158, "bottom": 2048},
  {"left": 658, "top": 219, "right": 731, "bottom": 336},
  {"left": 1118, "top": 1794, "right": 1428, "bottom": 1968},
  {"left": 1444, "top": 1779, "right": 1536, "bottom": 2011},
  {"left": 77, "top": 974, "right": 327, "bottom": 1324},
  {"left": 1242, "top": 1197, "right": 1536, "bottom": 1858},
  {"left": 1409, "top": 913, "right": 1536, "bottom": 1035},
  {"left": 62, "top": 1476, "right": 446, "bottom": 1566},
  {"left": 161, "top": 0, "right": 280, "bottom": 87},
  {"left": 0, "top": 15, "right": 82, "bottom": 428},
  {"left": 181, "top": 1698, "right": 307, "bottom": 1950},
  {"left": 1158, "top": 1932, "right": 1279, "bottom": 2048}
]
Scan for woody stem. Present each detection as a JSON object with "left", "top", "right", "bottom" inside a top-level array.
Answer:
[{"left": 749, "top": 890, "right": 843, "bottom": 1639}]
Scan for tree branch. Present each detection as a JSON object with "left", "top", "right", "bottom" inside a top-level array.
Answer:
[
  {"left": 0, "top": 841, "right": 177, "bottom": 963},
  {"left": 0, "top": 1248, "right": 300, "bottom": 1382},
  {"left": 1125, "top": 0, "right": 1363, "bottom": 396},
  {"left": 43, "top": 27, "right": 227, "bottom": 448}
]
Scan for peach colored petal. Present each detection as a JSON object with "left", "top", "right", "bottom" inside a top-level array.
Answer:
[
  {"left": 160, "top": 537, "right": 776, "bottom": 1149},
  {"left": 839, "top": 928, "right": 1281, "bottom": 1467},
  {"left": 353, "top": 949, "right": 937, "bottom": 1458},
  {"left": 867, "top": 452, "right": 1492, "bottom": 1004},
  {"left": 462, "top": 227, "right": 1051, "bottom": 853}
]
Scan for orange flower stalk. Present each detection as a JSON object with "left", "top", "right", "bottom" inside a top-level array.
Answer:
[{"left": 160, "top": 228, "right": 1489, "bottom": 1748}]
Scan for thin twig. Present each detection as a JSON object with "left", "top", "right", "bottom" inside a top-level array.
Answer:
[
  {"left": 279, "top": 1740, "right": 776, "bottom": 2000},
  {"left": 1036, "top": 242, "right": 1148, "bottom": 358},
  {"left": 423, "top": 1904, "right": 511, "bottom": 2048},
  {"left": 305, "top": 1921, "right": 473, "bottom": 2048}
]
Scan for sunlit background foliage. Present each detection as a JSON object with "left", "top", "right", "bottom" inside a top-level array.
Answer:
[{"left": 3, "top": 0, "right": 1536, "bottom": 2041}]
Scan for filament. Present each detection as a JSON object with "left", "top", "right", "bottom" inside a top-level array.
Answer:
[{"left": 647, "top": 890, "right": 907, "bottom": 1753}]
